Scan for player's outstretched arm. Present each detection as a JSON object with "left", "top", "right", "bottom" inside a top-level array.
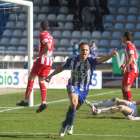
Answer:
[
  {"left": 96, "top": 48, "right": 118, "bottom": 63},
  {"left": 45, "top": 65, "right": 65, "bottom": 82}
]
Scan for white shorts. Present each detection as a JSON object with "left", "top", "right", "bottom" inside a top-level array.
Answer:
[{"left": 127, "top": 101, "right": 137, "bottom": 117}]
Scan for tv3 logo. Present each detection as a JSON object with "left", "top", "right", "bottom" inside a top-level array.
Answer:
[{"left": 92, "top": 73, "right": 97, "bottom": 86}]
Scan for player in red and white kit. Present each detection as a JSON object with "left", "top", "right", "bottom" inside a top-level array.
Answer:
[
  {"left": 120, "top": 31, "right": 138, "bottom": 102},
  {"left": 17, "top": 21, "right": 54, "bottom": 113}
]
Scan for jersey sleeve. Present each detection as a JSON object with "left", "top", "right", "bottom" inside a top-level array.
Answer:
[
  {"left": 127, "top": 44, "right": 134, "bottom": 55},
  {"left": 40, "top": 34, "right": 49, "bottom": 45},
  {"left": 89, "top": 55, "right": 101, "bottom": 66},
  {"left": 62, "top": 57, "right": 72, "bottom": 68}
]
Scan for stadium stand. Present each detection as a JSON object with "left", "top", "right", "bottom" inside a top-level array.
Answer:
[
  {"left": 52, "top": 30, "right": 62, "bottom": 38},
  {"left": 101, "top": 31, "right": 111, "bottom": 38},
  {"left": 81, "top": 31, "right": 91, "bottom": 38},
  {"left": 0, "top": 0, "right": 140, "bottom": 72},
  {"left": 71, "top": 31, "right": 81, "bottom": 38}
]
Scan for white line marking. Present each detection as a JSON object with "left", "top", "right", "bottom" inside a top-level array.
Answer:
[
  {"left": 87, "top": 90, "right": 121, "bottom": 97},
  {"left": 0, "top": 107, "right": 23, "bottom": 113},
  {"left": 0, "top": 132, "right": 139, "bottom": 138},
  {"left": 0, "top": 90, "right": 121, "bottom": 113}
]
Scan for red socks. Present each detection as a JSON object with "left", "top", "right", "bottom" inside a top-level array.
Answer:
[
  {"left": 25, "top": 80, "right": 34, "bottom": 99},
  {"left": 39, "top": 83, "right": 47, "bottom": 102},
  {"left": 25, "top": 81, "right": 47, "bottom": 102},
  {"left": 127, "top": 91, "right": 132, "bottom": 102},
  {"left": 123, "top": 91, "right": 132, "bottom": 102}
]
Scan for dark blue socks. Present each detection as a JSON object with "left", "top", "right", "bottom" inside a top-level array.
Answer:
[{"left": 63, "top": 106, "right": 76, "bottom": 127}]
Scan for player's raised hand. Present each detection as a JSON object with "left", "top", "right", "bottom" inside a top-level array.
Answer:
[
  {"left": 111, "top": 48, "right": 118, "bottom": 56},
  {"left": 33, "top": 48, "right": 38, "bottom": 52}
]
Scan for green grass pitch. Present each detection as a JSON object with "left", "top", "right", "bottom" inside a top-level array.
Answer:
[{"left": 0, "top": 88, "right": 140, "bottom": 140}]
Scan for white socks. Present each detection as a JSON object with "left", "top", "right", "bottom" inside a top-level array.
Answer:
[
  {"left": 95, "top": 98, "right": 118, "bottom": 108},
  {"left": 98, "top": 106, "right": 124, "bottom": 114},
  {"left": 42, "top": 101, "right": 46, "bottom": 104},
  {"left": 127, "top": 115, "right": 140, "bottom": 120}
]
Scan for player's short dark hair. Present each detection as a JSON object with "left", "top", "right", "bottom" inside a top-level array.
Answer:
[
  {"left": 79, "top": 42, "right": 90, "bottom": 50},
  {"left": 74, "top": 42, "right": 78, "bottom": 45},
  {"left": 40, "top": 21, "right": 49, "bottom": 30},
  {"left": 124, "top": 31, "right": 133, "bottom": 41}
]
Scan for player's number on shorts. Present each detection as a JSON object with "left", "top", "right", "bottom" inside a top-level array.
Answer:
[
  {"left": 127, "top": 78, "right": 130, "bottom": 83},
  {"left": 92, "top": 73, "right": 97, "bottom": 86}
]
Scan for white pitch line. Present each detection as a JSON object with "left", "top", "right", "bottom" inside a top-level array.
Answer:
[
  {"left": 87, "top": 90, "right": 121, "bottom": 97},
  {"left": 0, "top": 107, "right": 23, "bottom": 113},
  {"left": 0, "top": 90, "right": 121, "bottom": 113},
  {"left": 0, "top": 132, "right": 139, "bottom": 138}
]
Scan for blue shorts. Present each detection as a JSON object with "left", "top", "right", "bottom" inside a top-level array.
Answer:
[
  {"left": 67, "top": 85, "right": 89, "bottom": 105},
  {"left": 127, "top": 101, "right": 137, "bottom": 117}
]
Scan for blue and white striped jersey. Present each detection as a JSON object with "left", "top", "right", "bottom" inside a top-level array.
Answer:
[{"left": 62, "top": 54, "right": 100, "bottom": 91}]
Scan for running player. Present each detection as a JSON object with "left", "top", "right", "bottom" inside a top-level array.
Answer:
[
  {"left": 85, "top": 99, "right": 140, "bottom": 120},
  {"left": 120, "top": 31, "right": 138, "bottom": 102},
  {"left": 17, "top": 21, "right": 54, "bottom": 113},
  {"left": 45, "top": 42, "right": 118, "bottom": 136}
]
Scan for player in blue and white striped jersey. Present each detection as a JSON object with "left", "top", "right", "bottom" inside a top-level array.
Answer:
[{"left": 45, "top": 42, "right": 118, "bottom": 137}]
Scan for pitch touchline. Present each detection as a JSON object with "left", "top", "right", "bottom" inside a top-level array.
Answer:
[
  {"left": 34, "top": 89, "right": 121, "bottom": 107},
  {"left": 0, "top": 132, "right": 139, "bottom": 138},
  {"left": 0, "top": 90, "right": 121, "bottom": 113}
]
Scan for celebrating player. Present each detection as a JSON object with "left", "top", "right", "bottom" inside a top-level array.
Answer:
[
  {"left": 85, "top": 98, "right": 140, "bottom": 120},
  {"left": 120, "top": 31, "right": 138, "bottom": 102},
  {"left": 17, "top": 21, "right": 54, "bottom": 113},
  {"left": 45, "top": 42, "right": 118, "bottom": 136}
]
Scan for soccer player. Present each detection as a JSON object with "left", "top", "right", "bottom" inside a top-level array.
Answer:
[
  {"left": 120, "top": 31, "right": 138, "bottom": 102},
  {"left": 90, "top": 41, "right": 98, "bottom": 56},
  {"left": 45, "top": 42, "right": 118, "bottom": 136},
  {"left": 17, "top": 21, "right": 54, "bottom": 113},
  {"left": 85, "top": 99, "right": 140, "bottom": 120}
]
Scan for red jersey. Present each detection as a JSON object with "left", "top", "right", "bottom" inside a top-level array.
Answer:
[
  {"left": 125, "top": 42, "right": 138, "bottom": 73},
  {"left": 38, "top": 31, "right": 54, "bottom": 66}
]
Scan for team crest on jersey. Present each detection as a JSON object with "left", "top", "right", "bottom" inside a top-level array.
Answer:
[
  {"left": 84, "top": 61, "right": 87, "bottom": 66},
  {"left": 69, "top": 86, "right": 74, "bottom": 93}
]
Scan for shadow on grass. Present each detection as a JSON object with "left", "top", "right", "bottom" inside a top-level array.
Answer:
[
  {"left": 0, "top": 134, "right": 60, "bottom": 139},
  {"left": 86, "top": 116, "right": 126, "bottom": 119}
]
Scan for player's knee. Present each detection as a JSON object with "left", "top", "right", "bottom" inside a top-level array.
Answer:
[
  {"left": 71, "top": 101, "right": 78, "bottom": 109},
  {"left": 111, "top": 98, "right": 118, "bottom": 104},
  {"left": 112, "top": 98, "right": 117, "bottom": 102},
  {"left": 123, "top": 86, "right": 130, "bottom": 92},
  {"left": 118, "top": 105, "right": 124, "bottom": 112}
]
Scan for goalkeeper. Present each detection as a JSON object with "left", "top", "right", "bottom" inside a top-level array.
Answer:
[{"left": 85, "top": 98, "right": 140, "bottom": 120}]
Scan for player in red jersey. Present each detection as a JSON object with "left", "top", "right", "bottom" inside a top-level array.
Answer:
[
  {"left": 17, "top": 21, "right": 54, "bottom": 113},
  {"left": 120, "top": 31, "right": 138, "bottom": 102}
]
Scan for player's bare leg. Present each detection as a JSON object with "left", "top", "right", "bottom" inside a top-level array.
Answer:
[
  {"left": 116, "top": 98, "right": 128, "bottom": 106},
  {"left": 96, "top": 105, "right": 133, "bottom": 117},
  {"left": 85, "top": 98, "right": 118, "bottom": 109}
]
